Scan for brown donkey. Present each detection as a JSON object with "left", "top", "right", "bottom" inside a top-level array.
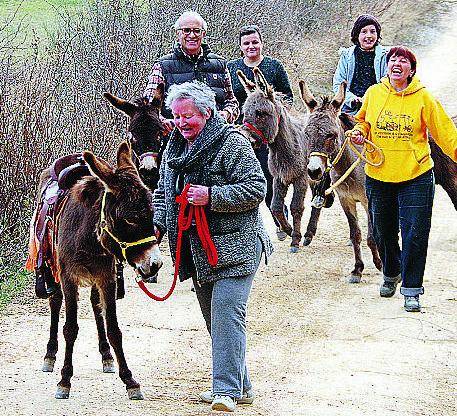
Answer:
[
  {"left": 299, "top": 82, "right": 382, "bottom": 282},
  {"left": 103, "top": 85, "right": 165, "bottom": 192},
  {"left": 40, "top": 142, "right": 162, "bottom": 399},
  {"left": 238, "top": 67, "right": 321, "bottom": 252}
]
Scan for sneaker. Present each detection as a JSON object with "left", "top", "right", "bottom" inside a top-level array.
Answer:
[
  {"left": 380, "top": 275, "right": 401, "bottom": 298},
  {"left": 200, "top": 389, "right": 254, "bottom": 405},
  {"left": 211, "top": 395, "right": 236, "bottom": 412},
  {"left": 404, "top": 295, "right": 421, "bottom": 312},
  {"left": 276, "top": 227, "right": 287, "bottom": 241}
]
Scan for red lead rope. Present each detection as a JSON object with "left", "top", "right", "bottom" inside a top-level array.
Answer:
[{"left": 136, "top": 183, "right": 218, "bottom": 301}]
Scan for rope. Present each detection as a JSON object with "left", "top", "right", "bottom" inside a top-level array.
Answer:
[{"left": 136, "top": 183, "right": 218, "bottom": 302}]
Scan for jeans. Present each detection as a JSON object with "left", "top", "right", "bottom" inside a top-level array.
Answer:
[
  {"left": 365, "top": 170, "right": 435, "bottom": 296},
  {"left": 192, "top": 238, "right": 262, "bottom": 399}
]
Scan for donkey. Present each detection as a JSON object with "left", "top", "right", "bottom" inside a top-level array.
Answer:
[
  {"left": 428, "top": 115, "right": 457, "bottom": 210},
  {"left": 299, "top": 81, "right": 382, "bottom": 282},
  {"left": 39, "top": 142, "right": 162, "bottom": 400},
  {"left": 103, "top": 84, "right": 165, "bottom": 191},
  {"left": 237, "top": 67, "right": 321, "bottom": 252}
]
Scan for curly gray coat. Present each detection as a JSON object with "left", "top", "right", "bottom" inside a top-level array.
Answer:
[{"left": 153, "top": 114, "right": 273, "bottom": 284}]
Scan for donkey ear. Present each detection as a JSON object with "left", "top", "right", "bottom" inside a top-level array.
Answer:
[
  {"left": 299, "top": 81, "right": 318, "bottom": 112},
  {"left": 150, "top": 83, "right": 165, "bottom": 108},
  {"left": 83, "top": 151, "right": 117, "bottom": 191},
  {"left": 331, "top": 82, "right": 347, "bottom": 111},
  {"left": 253, "top": 67, "right": 274, "bottom": 99},
  {"left": 116, "top": 141, "right": 137, "bottom": 171},
  {"left": 103, "top": 92, "right": 137, "bottom": 117},
  {"left": 236, "top": 70, "right": 256, "bottom": 94}
]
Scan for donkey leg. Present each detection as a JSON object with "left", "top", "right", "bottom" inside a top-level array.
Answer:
[
  {"left": 43, "top": 286, "right": 63, "bottom": 372},
  {"left": 90, "top": 285, "right": 115, "bottom": 373},
  {"left": 339, "top": 198, "right": 364, "bottom": 283},
  {"left": 289, "top": 181, "right": 306, "bottom": 252},
  {"left": 303, "top": 206, "right": 322, "bottom": 246},
  {"left": 363, "top": 202, "right": 382, "bottom": 271},
  {"left": 56, "top": 280, "right": 79, "bottom": 399},
  {"left": 102, "top": 281, "right": 143, "bottom": 400},
  {"left": 271, "top": 178, "right": 292, "bottom": 236}
]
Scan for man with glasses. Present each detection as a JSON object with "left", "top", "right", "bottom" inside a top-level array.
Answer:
[{"left": 144, "top": 11, "right": 239, "bottom": 131}]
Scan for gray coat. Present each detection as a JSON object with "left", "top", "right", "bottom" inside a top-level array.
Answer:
[{"left": 153, "top": 114, "right": 273, "bottom": 284}]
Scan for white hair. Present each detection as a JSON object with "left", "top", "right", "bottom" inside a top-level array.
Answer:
[
  {"left": 174, "top": 11, "right": 207, "bottom": 31},
  {"left": 165, "top": 82, "right": 216, "bottom": 115}
]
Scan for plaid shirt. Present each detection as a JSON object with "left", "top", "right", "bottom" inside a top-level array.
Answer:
[{"left": 144, "top": 47, "right": 239, "bottom": 124}]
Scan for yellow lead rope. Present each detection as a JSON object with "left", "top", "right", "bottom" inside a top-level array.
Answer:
[{"left": 311, "top": 133, "right": 385, "bottom": 196}]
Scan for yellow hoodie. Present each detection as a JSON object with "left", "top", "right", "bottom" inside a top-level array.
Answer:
[{"left": 354, "top": 76, "right": 457, "bottom": 182}]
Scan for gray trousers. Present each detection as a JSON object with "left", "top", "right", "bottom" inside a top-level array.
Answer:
[{"left": 192, "top": 238, "right": 262, "bottom": 399}]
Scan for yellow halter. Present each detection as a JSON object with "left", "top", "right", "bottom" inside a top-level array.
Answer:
[
  {"left": 310, "top": 134, "right": 384, "bottom": 196},
  {"left": 99, "top": 191, "right": 157, "bottom": 261}
]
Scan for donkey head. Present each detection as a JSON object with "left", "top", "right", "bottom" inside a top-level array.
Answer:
[
  {"left": 237, "top": 67, "right": 282, "bottom": 148},
  {"left": 299, "top": 81, "right": 346, "bottom": 181},
  {"left": 82, "top": 141, "right": 163, "bottom": 280},
  {"left": 103, "top": 85, "right": 165, "bottom": 191}
]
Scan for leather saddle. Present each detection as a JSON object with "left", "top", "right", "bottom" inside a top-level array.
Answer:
[{"left": 35, "top": 153, "right": 90, "bottom": 270}]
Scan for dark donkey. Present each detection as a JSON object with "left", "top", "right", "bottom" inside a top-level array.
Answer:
[
  {"left": 299, "top": 81, "right": 382, "bottom": 282},
  {"left": 103, "top": 84, "right": 165, "bottom": 191},
  {"left": 238, "top": 67, "right": 321, "bottom": 252},
  {"left": 40, "top": 142, "right": 163, "bottom": 399},
  {"left": 429, "top": 115, "right": 457, "bottom": 210}
]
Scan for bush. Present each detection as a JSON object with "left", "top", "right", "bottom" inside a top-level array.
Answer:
[{"left": 0, "top": 0, "right": 438, "bottom": 302}]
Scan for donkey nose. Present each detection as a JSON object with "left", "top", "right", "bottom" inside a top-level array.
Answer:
[{"left": 307, "top": 166, "right": 322, "bottom": 181}]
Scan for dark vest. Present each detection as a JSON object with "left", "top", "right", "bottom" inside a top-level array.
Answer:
[{"left": 159, "top": 44, "right": 227, "bottom": 118}]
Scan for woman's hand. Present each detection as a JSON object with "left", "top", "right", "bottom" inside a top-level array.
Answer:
[
  {"left": 187, "top": 184, "right": 210, "bottom": 206},
  {"left": 348, "top": 129, "right": 365, "bottom": 145},
  {"left": 159, "top": 115, "right": 175, "bottom": 134}
]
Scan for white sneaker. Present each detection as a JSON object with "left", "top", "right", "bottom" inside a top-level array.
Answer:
[
  {"left": 199, "top": 389, "right": 254, "bottom": 405},
  {"left": 211, "top": 395, "right": 236, "bottom": 412}
]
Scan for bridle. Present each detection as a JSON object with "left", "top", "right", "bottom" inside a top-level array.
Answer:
[
  {"left": 99, "top": 191, "right": 157, "bottom": 262},
  {"left": 242, "top": 114, "right": 281, "bottom": 145},
  {"left": 310, "top": 133, "right": 384, "bottom": 197}
]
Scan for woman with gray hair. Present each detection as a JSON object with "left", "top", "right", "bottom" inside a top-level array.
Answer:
[{"left": 153, "top": 81, "right": 273, "bottom": 412}]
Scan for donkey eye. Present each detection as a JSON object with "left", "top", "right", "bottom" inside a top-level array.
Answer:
[{"left": 255, "top": 110, "right": 268, "bottom": 118}]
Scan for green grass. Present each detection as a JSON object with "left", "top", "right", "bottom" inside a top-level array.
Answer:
[
  {"left": 0, "top": 267, "right": 32, "bottom": 312},
  {"left": 0, "top": 0, "right": 82, "bottom": 38}
]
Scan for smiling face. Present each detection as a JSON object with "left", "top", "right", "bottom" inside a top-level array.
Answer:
[
  {"left": 170, "top": 98, "right": 210, "bottom": 142},
  {"left": 176, "top": 15, "right": 205, "bottom": 56},
  {"left": 387, "top": 54, "right": 414, "bottom": 90},
  {"left": 358, "top": 24, "right": 378, "bottom": 51},
  {"left": 240, "top": 32, "right": 263, "bottom": 61}
]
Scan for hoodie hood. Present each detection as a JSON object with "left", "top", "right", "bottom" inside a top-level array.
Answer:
[{"left": 380, "top": 75, "right": 425, "bottom": 96}]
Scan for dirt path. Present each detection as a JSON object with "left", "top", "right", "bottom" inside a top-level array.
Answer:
[{"left": 1, "top": 8, "right": 456, "bottom": 416}]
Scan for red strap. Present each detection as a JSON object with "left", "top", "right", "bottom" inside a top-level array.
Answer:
[
  {"left": 136, "top": 183, "right": 218, "bottom": 301},
  {"left": 243, "top": 121, "right": 269, "bottom": 144}
]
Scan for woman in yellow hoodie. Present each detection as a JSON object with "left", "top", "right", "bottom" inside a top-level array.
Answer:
[{"left": 350, "top": 46, "right": 457, "bottom": 312}]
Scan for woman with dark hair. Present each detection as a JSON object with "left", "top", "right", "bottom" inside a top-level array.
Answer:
[
  {"left": 349, "top": 46, "right": 457, "bottom": 312},
  {"left": 333, "top": 14, "right": 388, "bottom": 114},
  {"left": 227, "top": 25, "right": 293, "bottom": 240}
]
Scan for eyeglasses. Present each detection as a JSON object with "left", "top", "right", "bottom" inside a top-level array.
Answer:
[{"left": 178, "top": 27, "right": 204, "bottom": 36}]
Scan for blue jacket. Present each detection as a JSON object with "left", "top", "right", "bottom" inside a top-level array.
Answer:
[{"left": 333, "top": 45, "right": 388, "bottom": 114}]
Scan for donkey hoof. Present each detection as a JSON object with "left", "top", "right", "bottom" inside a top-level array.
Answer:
[
  {"left": 42, "top": 357, "right": 56, "bottom": 372},
  {"left": 348, "top": 274, "right": 361, "bottom": 284},
  {"left": 127, "top": 387, "right": 144, "bottom": 400},
  {"left": 55, "top": 386, "right": 70, "bottom": 399},
  {"left": 289, "top": 246, "right": 299, "bottom": 253},
  {"left": 102, "top": 359, "right": 116, "bottom": 373},
  {"left": 302, "top": 236, "right": 312, "bottom": 246}
]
